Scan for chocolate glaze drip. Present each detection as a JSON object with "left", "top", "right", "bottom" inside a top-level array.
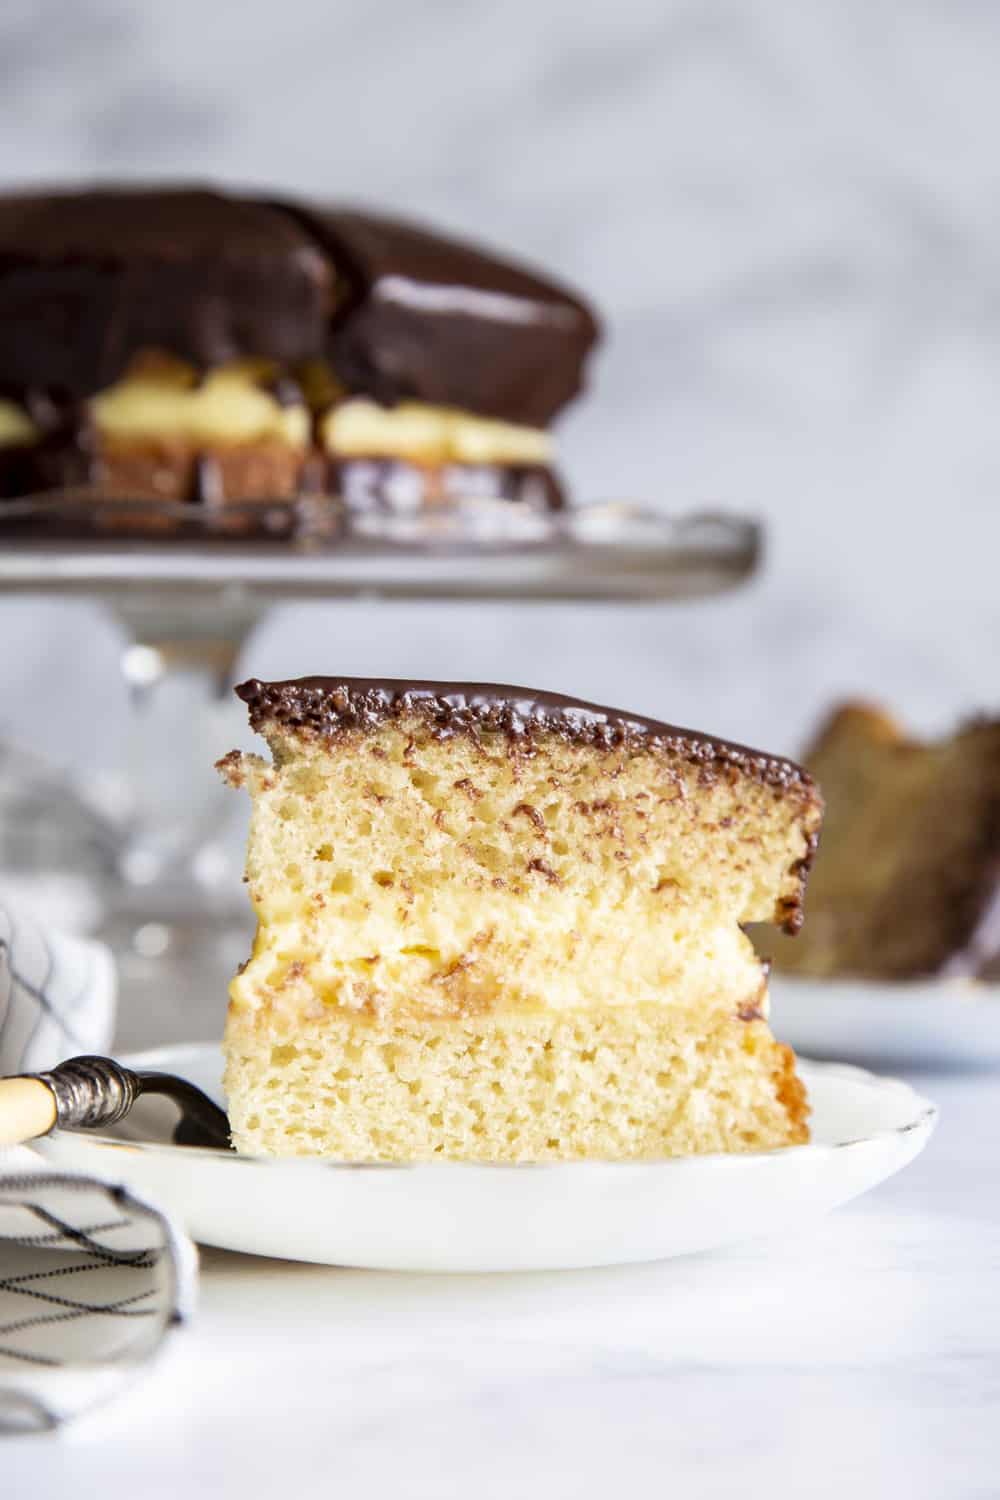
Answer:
[
  {"left": 297, "top": 450, "right": 330, "bottom": 497},
  {"left": 0, "top": 406, "right": 101, "bottom": 496},
  {"left": 22, "top": 388, "right": 65, "bottom": 429},
  {"left": 261, "top": 371, "right": 305, "bottom": 409},
  {"left": 0, "top": 186, "right": 598, "bottom": 429},
  {"left": 0, "top": 189, "right": 331, "bottom": 403},
  {"left": 235, "top": 676, "right": 815, "bottom": 793},
  {"left": 0, "top": 444, "right": 564, "bottom": 524}
]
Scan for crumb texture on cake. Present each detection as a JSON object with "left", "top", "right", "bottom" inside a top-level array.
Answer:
[
  {"left": 224, "top": 689, "right": 820, "bottom": 1023},
  {"left": 224, "top": 1005, "right": 807, "bottom": 1161},
  {"left": 221, "top": 679, "right": 820, "bottom": 1161},
  {"left": 764, "top": 702, "right": 1000, "bottom": 979}
]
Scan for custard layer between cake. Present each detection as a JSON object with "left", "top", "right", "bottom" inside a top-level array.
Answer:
[
  {"left": 0, "top": 365, "right": 550, "bottom": 466},
  {"left": 0, "top": 356, "right": 555, "bottom": 517}
]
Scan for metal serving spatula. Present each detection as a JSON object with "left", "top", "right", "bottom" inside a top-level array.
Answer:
[{"left": 0, "top": 1055, "right": 232, "bottom": 1150}]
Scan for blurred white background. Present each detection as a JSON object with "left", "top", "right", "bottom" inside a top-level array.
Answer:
[{"left": 1, "top": 0, "right": 998, "bottom": 777}]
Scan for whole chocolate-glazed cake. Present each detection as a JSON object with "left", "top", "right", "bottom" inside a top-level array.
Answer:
[{"left": 0, "top": 187, "right": 599, "bottom": 536}]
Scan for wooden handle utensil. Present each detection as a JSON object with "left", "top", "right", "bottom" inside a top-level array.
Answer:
[{"left": 0, "top": 1055, "right": 232, "bottom": 1150}]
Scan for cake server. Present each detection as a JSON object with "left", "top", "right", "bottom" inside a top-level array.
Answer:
[{"left": 0, "top": 1055, "right": 232, "bottom": 1150}]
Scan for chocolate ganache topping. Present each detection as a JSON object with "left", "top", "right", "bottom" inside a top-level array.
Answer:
[
  {"left": 293, "top": 208, "right": 600, "bottom": 427},
  {"left": 235, "top": 677, "right": 815, "bottom": 794},
  {"left": 0, "top": 186, "right": 599, "bottom": 428},
  {"left": 0, "top": 189, "right": 332, "bottom": 401}
]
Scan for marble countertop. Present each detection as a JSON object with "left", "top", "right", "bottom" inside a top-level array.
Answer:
[{"left": 4, "top": 1053, "right": 997, "bottom": 1497}]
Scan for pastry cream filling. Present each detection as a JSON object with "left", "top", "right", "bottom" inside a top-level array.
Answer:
[
  {"left": 232, "top": 905, "right": 766, "bottom": 1023},
  {"left": 93, "top": 361, "right": 310, "bottom": 447},
  {"left": 0, "top": 365, "right": 551, "bottom": 466},
  {"left": 0, "top": 361, "right": 310, "bottom": 450},
  {"left": 321, "top": 397, "right": 553, "bottom": 467},
  {"left": 0, "top": 400, "right": 39, "bottom": 447}
]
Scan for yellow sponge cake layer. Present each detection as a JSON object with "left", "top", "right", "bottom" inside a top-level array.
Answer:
[
  {"left": 224, "top": 1006, "right": 807, "bottom": 1161},
  {"left": 220, "top": 679, "right": 821, "bottom": 1161}
]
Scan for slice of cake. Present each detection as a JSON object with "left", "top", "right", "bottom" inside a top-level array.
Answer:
[
  {"left": 219, "top": 679, "right": 822, "bottom": 1161},
  {"left": 0, "top": 188, "right": 597, "bottom": 531},
  {"left": 765, "top": 702, "right": 1000, "bottom": 980}
]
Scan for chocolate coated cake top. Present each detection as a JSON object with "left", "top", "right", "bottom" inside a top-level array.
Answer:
[
  {"left": 0, "top": 186, "right": 599, "bottom": 427},
  {"left": 236, "top": 676, "right": 814, "bottom": 793}
]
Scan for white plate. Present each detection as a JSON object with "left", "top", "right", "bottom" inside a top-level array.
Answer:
[
  {"left": 31, "top": 1043, "right": 936, "bottom": 1273},
  {"left": 770, "top": 975, "right": 1000, "bottom": 1070}
]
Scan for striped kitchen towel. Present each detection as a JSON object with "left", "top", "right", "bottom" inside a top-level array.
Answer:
[
  {"left": 0, "top": 902, "right": 115, "bottom": 1076},
  {"left": 0, "top": 905, "right": 193, "bottom": 1431}
]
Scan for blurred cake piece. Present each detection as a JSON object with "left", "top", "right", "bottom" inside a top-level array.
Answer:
[
  {"left": 219, "top": 678, "right": 821, "bottom": 1161},
  {"left": 766, "top": 702, "right": 1000, "bottom": 980},
  {"left": 0, "top": 187, "right": 598, "bottom": 531}
]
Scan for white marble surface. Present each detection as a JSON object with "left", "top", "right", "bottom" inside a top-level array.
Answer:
[{"left": 2, "top": 1061, "right": 996, "bottom": 1497}]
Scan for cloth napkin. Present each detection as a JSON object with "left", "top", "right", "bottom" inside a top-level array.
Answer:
[
  {"left": 0, "top": 900, "right": 116, "bottom": 1074},
  {"left": 0, "top": 900, "right": 195, "bottom": 1431}
]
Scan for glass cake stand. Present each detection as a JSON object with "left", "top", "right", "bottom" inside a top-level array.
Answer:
[{"left": 0, "top": 494, "right": 760, "bottom": 1029}]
